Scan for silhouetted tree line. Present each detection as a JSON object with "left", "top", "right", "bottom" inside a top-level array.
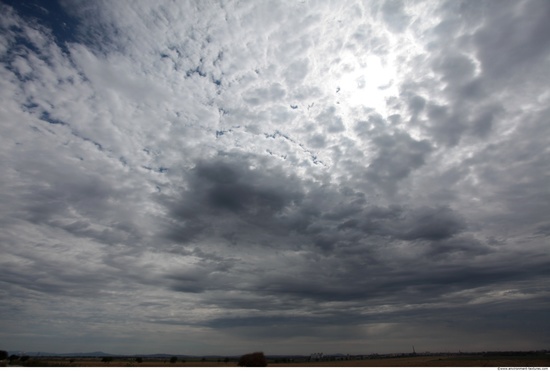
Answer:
[
  {"left": 0, "top": 352, "right": 32, "bottom": 366},
  {"left": 238, "top": 352, "right": 267, "bottom": 367}
]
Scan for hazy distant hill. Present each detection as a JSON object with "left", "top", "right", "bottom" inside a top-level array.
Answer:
[
  {"left": 8, "top": 351, "right": 114, "bottom": 357},
  {"left": 7, "top": 350, "right": 206, "bottom": 358}
]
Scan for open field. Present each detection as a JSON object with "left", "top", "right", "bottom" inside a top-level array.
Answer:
[
  {"left": 275, "top": 355, "right": 550, "bottom": 367},
  {"left": 19, "top": 358, "right": 238, "bottom": 367},
  {"left": 14, "top": 354, "right": 550, "bottom": 367}
]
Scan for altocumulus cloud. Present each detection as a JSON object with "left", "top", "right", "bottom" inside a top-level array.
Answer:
[{"left": 1, "top": 0, "right": 549, "bottom": 355}]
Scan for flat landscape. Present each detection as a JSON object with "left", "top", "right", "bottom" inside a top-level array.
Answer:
[
  {"left": 278, "top": 355, "right": 550, "bottom": 367},
  {"left": 17, "top": 354, "right": 550, "bottom": 367}
]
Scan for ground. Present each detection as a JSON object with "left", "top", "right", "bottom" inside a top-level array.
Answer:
[{"left": 14, "top": 354, "right": 550, "bottom": 367}]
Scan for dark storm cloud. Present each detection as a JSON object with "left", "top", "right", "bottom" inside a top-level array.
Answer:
[
  {"left": 198, "top": 164, "right": 288, "bottom": 214},
  {"left": 0, "top": 259, "right": 111, "bottom": 298},
  {"left": 200, "top": 243, "right": 550, "bottom": 337},
  {"left": 334, "top": 204, "right": 466, "bottom": 243},
  {"left": 427, "top": 235, "right": 491, "bottom": 258},
  {"left": 365, "top": 131, "right": 432, "bottom": 193},
  {"left": 395, "top": 206, "right": 465, "bottom": 241},
  {"left": 534, "top": 223, "right": 550, "bottom": 236},
  {"left": 150, "top": 146, "right": 501, "bottom": 319},
  {"left": 157, "top": 152, "right": 492, "bottom": 309},
  {"left": 161, "top": 153, "right": 305, "bottom": 246}
]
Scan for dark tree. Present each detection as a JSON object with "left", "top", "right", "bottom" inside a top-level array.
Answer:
[
  {"left": 9, "top": 355, "right": 20, "bottom": 362},
  {"left": 101, "top": 356, "right": 113, "bottom": 363},
  {"left": 0, "top": 350, "right": 8, "bottom": 360},
  {"left": 169, "top": 356, "right": 177, "bottom": 363},
  {"left": 238, "top": 352, "right": 267, "bottom": 367},
  {"left": 135, "top": 357, "right": 143, "bottom": 363},
  {"left": 20, "top": 355, "right": 30, "bottom": 362}
]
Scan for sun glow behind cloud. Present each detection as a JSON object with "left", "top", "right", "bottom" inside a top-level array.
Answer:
[{"left": 333, "top": 53, "right": 398, "bottom": 116}]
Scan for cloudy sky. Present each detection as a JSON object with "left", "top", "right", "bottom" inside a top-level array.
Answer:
[{"left": 1, "top": 0, "right": 549, "bottom": 356}]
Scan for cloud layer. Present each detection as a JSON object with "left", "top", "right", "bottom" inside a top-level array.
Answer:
[{"left": 1, "top": 0, "right": 549, "bottom": 355}]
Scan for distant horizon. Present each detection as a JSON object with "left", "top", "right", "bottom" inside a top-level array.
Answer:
[
  {"left": 7, "top": 348, "right": 550, "bottom": 358},
  {"left": 5, "top": 348, "right": 550, "bottom": 358}
]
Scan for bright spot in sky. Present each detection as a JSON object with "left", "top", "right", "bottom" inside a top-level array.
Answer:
[{"left": 334, "top": 54, "right": 398, "bottom": 116}]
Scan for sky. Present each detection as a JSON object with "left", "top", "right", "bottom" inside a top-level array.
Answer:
[{"left": 1, "top": 0, "right": 549, "bottom": 356}]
